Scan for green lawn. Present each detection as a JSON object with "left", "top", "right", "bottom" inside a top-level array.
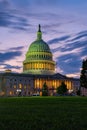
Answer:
[{"left": 0, "top": 96, "right": 87, "bottom": 130}]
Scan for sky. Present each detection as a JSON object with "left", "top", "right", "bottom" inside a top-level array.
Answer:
[{"left": 0, "top": 0, "right": 87, "bottom": 78}]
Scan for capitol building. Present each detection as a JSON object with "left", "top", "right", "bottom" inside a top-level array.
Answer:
[{"left": 0, "top": 25, "right": 79, "bottom": 96}]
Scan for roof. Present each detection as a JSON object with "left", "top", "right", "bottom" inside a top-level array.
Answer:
[
  {"left": 0, "top": 72, "right": 79, "bottom": 81},
  {"left": 28, "top": 39, "right": 51, "bottom": 53}
]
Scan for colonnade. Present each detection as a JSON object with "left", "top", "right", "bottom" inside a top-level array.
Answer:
[
  {"left": 24, "top": 62, "right": 55, "bottom": 71},
  {"left": 34, "top": 78, "right": 72, "bottom": 90}
]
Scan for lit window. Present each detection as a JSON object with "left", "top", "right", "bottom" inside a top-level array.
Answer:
[{"left": 19, "top": 84, "right": 22, "bottom": 89}]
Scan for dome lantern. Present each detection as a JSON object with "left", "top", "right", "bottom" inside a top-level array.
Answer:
[{"left": 37, "top": 24, "right": 42, "bottom": 40}]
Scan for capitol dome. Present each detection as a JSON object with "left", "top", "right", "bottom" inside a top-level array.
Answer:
[
  {"left": 23, "top": 25, "right": 55, "bottom": 75},
  {"left": 28, "top": 40, "right": 51, "bottom": 53}
]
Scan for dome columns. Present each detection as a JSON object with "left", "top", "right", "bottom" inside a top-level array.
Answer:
[{"left": 23, "top": 61, "right": 55, "bottom": 72}]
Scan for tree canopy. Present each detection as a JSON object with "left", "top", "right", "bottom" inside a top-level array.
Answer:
[
  {"left": 80, "top": 59, "right": 87, "bottom": 88},
  {"left": 42, "top": 82, "right": 48, "bottom": 96},
  {"left": 57, "top": 82, "right": 68, "bottom": 95}
]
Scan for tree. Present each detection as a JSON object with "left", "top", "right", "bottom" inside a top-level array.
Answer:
[
  {"left": 76, "top": 89, "right": 81, "bottom": 96},
  {"left": 80, "top": 59, "right": 87, "bottom": 88},
  {"left": 56, "top": 82, "right": 68, "bottom": 95},
  {"left": 42, "top": 82, "right": 48, "bottom": 96}
]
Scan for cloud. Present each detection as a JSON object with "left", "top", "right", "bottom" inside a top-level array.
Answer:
[
  {"left": 78, "top": 30, "right": 87, "bottom": 35},
  {"left": 0, "top": 12, "right": 11, "bottom": 27},
  {"left": 0, "top": 10, "right": 30, "bottom": 31},
  {"left": 0, "top": 0, "right": 83, "bottom": 34},
  {"left": 48, "top": 35, "right": 70, "bottom": 44},
  {"left": 0, "top": 46, "right": 24, "bottom": 63},
  {"left": 11, "top": 0, "right": 58, "bottom": 9},
  {"left": 49, "top": 30, "right": 87, "bottom": 55},
  {"left": 8, "top": 46, "right": 24, "bottom": 51},
  {"left": 56, "top": 54, "right": 81, "bottom": 77},
  {"left": 66, "top": 72, "right": 80, "bottom": 78},
  {"left": 48, "top": 30, "right": 87, "bottom": 77},
  {"left": 0, "top": 51, "right": 22, "bottom": 63},
  {"left": 0, "top": 0, "right": 10, "bottom": 10},
  {"left": 69, "top": 31, "right": 87, "bottom": 42},
  {"left": 2, "top": 63, "right": 21, "bottom": 69}
]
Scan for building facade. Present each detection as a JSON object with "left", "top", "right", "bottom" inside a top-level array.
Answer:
[{"left": 0, "top": 25, "right": 80, "bottom": 96}]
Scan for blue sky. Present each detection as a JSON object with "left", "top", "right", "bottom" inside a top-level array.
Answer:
[{"left": 0, "top": 0, "right": 87, "bottom": 78}]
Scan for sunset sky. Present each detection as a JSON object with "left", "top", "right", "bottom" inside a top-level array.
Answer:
[{"left": 0, "top": 0, "right": 87, "bottom": 78}]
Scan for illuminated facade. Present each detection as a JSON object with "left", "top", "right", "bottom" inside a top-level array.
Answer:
[{"left": 0, "top": 25, "right": 80, "bottom": 96}]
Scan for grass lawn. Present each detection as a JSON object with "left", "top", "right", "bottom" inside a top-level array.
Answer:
[{"left": 0, "top": 96, "right": 87, "bottom": 130}]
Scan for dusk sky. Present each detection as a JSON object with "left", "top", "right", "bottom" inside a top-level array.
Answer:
[{"left": 0, "top": 0, "right": 87, "bottom": 78}]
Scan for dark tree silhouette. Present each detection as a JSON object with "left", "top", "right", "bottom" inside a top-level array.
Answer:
[
  {"left": 42, "top": 82, "right": 48, "bottom": 96},
  {"left": 80, "top": 59, "right": 87, "bottom": 88},
  {"left": 57, "top": 82, "right": 68, "bottom": 95}
]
